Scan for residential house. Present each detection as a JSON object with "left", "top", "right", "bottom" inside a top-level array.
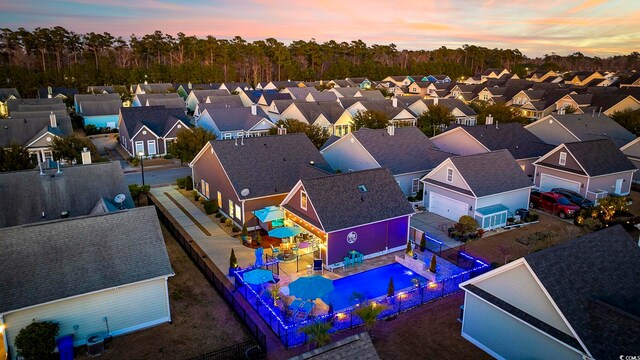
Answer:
[
  {"left": 74, "top": 93, "right": 122, "bottom": 129},
  {"left": 280, "top": 86, "right": 318, "bottom": 99},
  {"left": 185, "top": 89, "right": 230, "bottom": 112},
  {"left": 289, "top": 333, "right": 380, "bottom": 360},
  {"left": 408, "top": 81, "right": 433, "bottom": 97},
  {"left": 358, "top": 90, "right": 385, "bottom": 100},
  {"left": 565, "top": 71, "right": 604, "bottom": 86},
  {"left": 533, "top": 139, "right": 636, "bottom": 200},
  {"left": 320, "top": 126, "right": 451, "bottom": 196},
  {"left": 278, "top": 101, "right": 345, "bottom": 134},
  {"left": 86, "top": 86, "right": 115, "bottom": 94},
  {"left": 118, "top": 106, "right": 191, "bottom": 157},
  {"left": 589, "top": 93, "right": 640, "bottom": 116},
  {"left": 6, "top": 98, "right": 66, "bottom": 117},
  {"left": 37, "top": 87, "right": 78, "bottom": 101},
  {"left": 341, "top": 98, "right": 417, "bottom": 128},
  {"left": 381, "top": 76, "right": 408, "bottom": 87},
  {"left": 257, "top": 93, "right": 294, "bottom": 112},
  {"left": 267, "top": 99, "right": 302, "bottom": 122},
  {"left": 0, "top": 88, "right": 20, "bottom": 116},
  {"left": 426, "top": 75, "right": 451, "bottom": 83},
  {"left": 305, "top": 91, "right": 338, "bottom": 102},
  {"left": 0, "top": 207, "right": 174, "bottom": 360},
  {"left": 518, "top": 90, "right": 572, "bottom": 120},
  {"left": 132, "top": 93, "right": 183, "bottom": 107},
  {"left": 449, "top": 84, "right": 479, "bottom": 102},
  {"left": 619, "top": 73, "right": 640, "bottom": 88},
  {"left": 0, "top": 113, "right": 72, "bottom": 163},
  {"left": 174, "top": 83, "right": 218, "bottom": 99},
  {"left": 459, "top": 225, "right": 640, "bottom": 360},
  {"left": 146, "top": 97, "right": 187, "bottom": 112},
  {"left": 526, "top": 70, "right": 559, "bottom": 83},
  {"left": 409, "top": 98, "right": 478, "bottom": 126},
  {"left": 346, "top": 77, "right": 372, "bottom": 89},
  {"left": 328, "top": 79, "right": 356, "bottom": 88},
  {"left": 0, "top": 161, "right": 134, "bottom": 228},
  {"left": 525, "top": 113, "right": 636, "bottom": 148},
  {"left": 480, "top": 68, "right": 510, "bottom": 81},
  {"left": 621, "top": 137, "right": 640, "bottom": 182},
  {"left": 327, "top": 87, "right": 360, "bottom": 98},
  {"left": 421, "top": 150, "right": 532, "bottom": 229},
  {"left": 190, "top": 133, "right": 332, "bottom": 229},
  {"left": 196, "top": 105, "right": 275, "bottom": 139},
  {"left": 280, "top": 168, "right": 414, "bottom": 268},
  {"left": 431, "top": 123, "right": 554, "bottom": 177},
  {"left": 132, "top": 82, "right": 174, "bottom": 94},
  {"left": 260, "top": 81, "right": 297, "bottom": 91},
  {"left": 193, "top": 95, "right": 245, "bottom": 117}
]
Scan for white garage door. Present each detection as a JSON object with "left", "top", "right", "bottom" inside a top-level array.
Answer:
[
  {"left": 539, "top": 174, "right": 580, "bottom": 193},
  {"left": 429, "top": 192, "right": 468, "bottom": 221}
]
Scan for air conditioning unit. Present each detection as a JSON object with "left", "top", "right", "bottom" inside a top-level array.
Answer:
[{"left": 87, "top": 334, "right": 105, "bottom": 357}]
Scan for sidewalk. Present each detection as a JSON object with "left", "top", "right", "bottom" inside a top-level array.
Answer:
[{"left": 149, "top": 186, "right": 257, "bottom": 280}]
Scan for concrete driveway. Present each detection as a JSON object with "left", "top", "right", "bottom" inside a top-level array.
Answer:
[{"left": 410, "top": 211, "right": 462, "bottom": 248}]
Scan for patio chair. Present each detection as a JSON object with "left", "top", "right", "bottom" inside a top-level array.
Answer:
[
  {"left": 313, "top": 259, "right": 323, "bottom": 274},
  {"left": 270, "top": 244, "right": 280, "bottom": 255},
  {"left": 290, "top": 299, "right": 307, "bottom": 318},
  {"left": 294, "top": 301, "right": 315, "bottom": 321},
  {"left": 343, "top": 256, "right": 351, "bottom": 269}
]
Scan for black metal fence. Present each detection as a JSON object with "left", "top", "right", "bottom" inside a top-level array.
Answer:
[{"left": 148, "top": 195, "right": 267, "bottom": 359}]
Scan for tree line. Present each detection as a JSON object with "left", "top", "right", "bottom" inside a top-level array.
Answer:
[{"left": 1, "top": 27, "right": 639, "bottom": 97}]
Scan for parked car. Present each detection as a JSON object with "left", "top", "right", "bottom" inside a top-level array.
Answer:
[
  {"left": 529, "top": 190, "right": 580, "bottom": 219},
  {"left": 550, "top": 188, "right": 595, "bottom": 208}
]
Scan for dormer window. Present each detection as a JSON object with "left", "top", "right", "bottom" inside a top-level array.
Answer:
[
  {"left": 559, "top": 152, "right": 567, "bottom": 166},
  {"left": 446, "top": 168, "right": 454, "bottom": 183},
  {"left": 300, "top": 190, "right": 307, "bottom": 210}
]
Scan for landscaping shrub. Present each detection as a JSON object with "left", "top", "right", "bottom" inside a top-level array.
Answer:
[
  {"left": 455, "top": 215, "right": 478, "bottom": 235},
  {"left": 405, "top": 241, "right": 413, "bottom": 256},
  {"left": 176, "top": 177, "right": 186, "bottom": 189},
  {"left": 204, "top": 201, "right": 218, "bottom": 215},
  {"left": 199, "top": 197, "right": 206, "bottom": 204},
  {"left": 428, "top": 254, "right": 437, "bottom": 273},
  {"left": 583, "top": 218, "right": 604, "bottom": 231},
  {"left": 130, "top": 157, "right": 140, "bottom": 166},
  {"left": 224, "top": 218, "right": 233, "bottom": 227},
  {"left": 419, "top": 236, "right": 426, "bottom": 252},
  {"left": 185, "top": 175, "right": 193, "bottom": 190},
  {"left": 387, "top": 277, "right": 395, "bottom": 297},
  {"left": 230, "top": 248, "right": 238, "bottom": 268},
  {"left": 15, "top": 321, "right": 59, "bottom": 360},
  {"left": 215, "top": 213, "right": 222, "bottom": 218},
  {"left": 84, "top": 124, "right": 99, "bottom": 135},
  {"left": 232, "top": 225, "right": 240, "bottom": 232},
  {"left": 193, "top": 190, "right": 200, "bottom": 202},
  {"left": 255, "top": 232, "right": 262, "bottom": 246},
  {"left": 163, "top": 154, "right": 173, "bottom": 159},
  {"left": 242, "top": 223, "right": 248, "bottom": 238}
]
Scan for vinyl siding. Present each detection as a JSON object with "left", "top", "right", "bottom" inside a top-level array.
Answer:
[
  {"left": 320, "top": 135, "right": 379, "bottom": 173},
  {"left": 395, "top": 172, "right": 427, "bottom": 196},
  {"left": 196, "top": 111, "right": 222, "bottom": 139},
  {"left": 431, "top": 130, "right": 487, "bottom": 156},
  {"left": 427, "top": 160, "right": 472, "bottom": 192},
  {"left": 462, "top": 293, "right": 583, "bottom": 360},
  {"left": 539, "top": 147, "right": 584, "bottom": 174},
  {"left": 604, "top": 96, "right": 640, "bottom": 116},
  {"left": 476, "top": 188, "right": 531, "bottom": 215},
  {"left": 84, "top": 115, "right": 119, "bottom": 129},
  {"left": 473, "top": 263, "right": 572, "bottom": 335},
  {"left": 423, "top": 184, "right": 474, "bottom": 215},
  {"left": 191, "top": 147, "right": 241, "bottom": 218},
  {"left": 279, "top": 106, "right": 311, "bottom": 124},
  {"left": 588, "top": 171, "right": 633, "bottom": 195},
  {"left": 4, "top": 278, "right": 169, "bottom": 359},
  {"left": 283, "top": 187, "right": 321, "bottom": 225}
]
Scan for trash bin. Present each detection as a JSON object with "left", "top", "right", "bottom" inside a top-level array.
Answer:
[
  {"left": 56, "top": 335, "right": 74, "bottom": 360},
  {"left": 516, "top": 208, "right": 529, "bottom": 220}
]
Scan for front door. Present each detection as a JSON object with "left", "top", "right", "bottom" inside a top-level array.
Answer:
[{"left": 615, "top": 178, "right": 623, "bottom": 194}]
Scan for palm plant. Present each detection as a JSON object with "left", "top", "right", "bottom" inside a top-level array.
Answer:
[
  {"left": 300, "top": 321, "right": 332, "bottom": 349},
  {"left": 354, "top": 300, "right": 388, "bottom": 335},
  {"left": 268, "top": 283, "right": 281, "bottom": 307}
]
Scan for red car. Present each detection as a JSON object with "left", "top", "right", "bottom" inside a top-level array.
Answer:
[{"left": 529, "top": 190, "right": 580, "bottom": 219}]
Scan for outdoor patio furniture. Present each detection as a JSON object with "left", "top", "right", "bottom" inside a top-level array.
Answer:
[
  {"left": 313, "top": 259, "right": 323, "bottom": 274},
  {"left": 270, "top": 244, "right": 280, "bottom": 255},
  {"left": 343, "top": 256, "right": 351, "bottom": 269},
  {"left": 294, "top": 301, "right": 315, "bottom": 321}
]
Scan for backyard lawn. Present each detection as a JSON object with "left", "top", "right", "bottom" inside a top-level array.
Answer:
[{"left": 77, "top": 223, "right": 251, "bottom": 359}]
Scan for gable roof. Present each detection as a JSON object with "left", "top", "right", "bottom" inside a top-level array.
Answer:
[
  {"left": 136, "top": 83, "right": 174, "bottom": 93},
  {"left": 38, "top": 87, "right": 78, "bottom": 99},
  {"left": 120, "top": 106, "right": 190, "bottom": 137},
  {"left": 359, "top": 90, "right": 385, "bottom": 100},
  {"left": 423, "top": 98, "right": 477, "bottom": 116},
  {"left": 189, "top": 89, "right": 231, "bottom": 102},
  {"left": 87, "top": 85, "right": 116, "bottom": 94},
  {"left": 0, "top": 115, "right": 73, "bottom": 148},
  {"left": 283, "top": 87, "right": 318, "bottom": 99},
  {"left": 350, "top": 127, "right": 451, "bottom": 174},
  {"left": 79, "top": 100, "right": 122, "bottom": 116},
  {"left": 288, "top": 332, "right": 380, "bottom": 360},
  {"left": 261, "top": 93, "right": 293, "bottom": 105},
  {"left": 0, "top": 162, "right": 134, "bottom": 228},
  {"left": 202, "top": 95, "right": 245, "bottom": 109},
  {"left": 556, "top": 139, "right": 636, "bottom": 176},
  {"left": 207, "top": 133, "right": 332, "bottom": 198},
  {"left": 525, "top": 225, "right": 640, "bottom": 359},
  {"left": 307, "top": 91, "right": 338, "bottom": 102},
  {"left": 448, "top": 123, "right": 554, "bottom": 159},
  {"left": 134, "top": 92, "right": 182, "bottom": 106},
  {"left": 203, "top": 107, "right": 272, "bottom": 132},
  {"left": 0, "top": 88, "right": 20, "bottom": 102},
  {"left": 332, "top": 87, "right": 360, "bottom": 97},
  {"left": 0, "top": 206, "right": 173, "bottom": 314},
  {"left": 146, "top": 97, "right": 188, "bottom": 111},
  {"left": 545, "top": 113, "right": 636, "bottom": 148},
  {"left": 294, "top": 168, "right": 414, "bottom": 232},
  {"left": 440, "top": 150, "right": 532, "bottom": 197},
  {"left": 288, "top": 102, "right": 345, "bottom": 124},
  {"left": 7, "top": 98, "right": 65, "bottom": 114}
]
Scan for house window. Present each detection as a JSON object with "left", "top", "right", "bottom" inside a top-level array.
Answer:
[
  {"left": 228, "top": 200, "right": 235, "bottom": 218},
  {"left": 301, "top": 191, "right": 307, "bottom": 210},
  {"left": 147, "top": 140, "right": 157, "bottom": 155},
  {"left": 235, "top": 204, "right": 242, "bottom": 221},
  {"left": 482, "top": 94, "right": 489, "bottom": 100},
  {"left": 559, "top": 152, "right": 567, "bottom": 166},
  {"left": 446, "top": 168, "right": 454, "bottom": 183},
  {"left": 217, "top": 191, "right": 222, "bottom": 208},
  {"left": 411, "top": 178, "right": 420, "bottom": 194},
  {"left": 205, "top": 182, "right": 210, "bottom": 198},
  {"left": 135, "top": 141, "right": 144, "bottom": 155},
  {"left": 201, "top": 179, "right": 206, "bottom": 194}
]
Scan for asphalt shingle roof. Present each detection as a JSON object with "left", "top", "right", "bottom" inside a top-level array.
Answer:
[
  {"left": 0, "top": 206, "right": 173, "bottom": 313},
  {"left": 288, "top": 332, "right": 380, "bottom": 360},
  {"left": 525, "top": 225, "right": 640, "bottom": 360},
  {"left": 0, "top": 162, "right": 134, "bottom": 227},
  {"left": 295, "top": 168, "right": 414, "bottom": 232},
  {"left": 201, "top": 95, "right": 245, "bottom": 109},
  {"left": 0, "top": 115, "right": 72, "bottom": 147},
  {"left": 203, "top": 107, "right": 271, "bottom": 132},
  {"left": 190, "top": 89, "right": 231, "bottom": 102},
  {"left": 446, "top": 150, "right": 532, "bottom": 197},
  {"left": 0, "top": 88, "right": 20, "bottom": 102},
  {"left": 350, "top": 127, "right": 451, "bottom": 174},
  {"left": 120, "top": 106, "right": 190, "bottom": 137},
  {"left": 7, "top": 98, "right": 66, "bottom": 114},
  {"left": 560, "top": 139, "right": 636, "bottom": 176},
  {"left": 209, "top": 133, "right": 332, "bottom": 199},
  {"left": 549, "top": 113, "right": 636, "bottom": 148}
]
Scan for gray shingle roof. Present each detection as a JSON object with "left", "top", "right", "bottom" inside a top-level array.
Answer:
[
  {"left": 424, "top": 98, "right": 477, "bottom": 116},
  {"left": 87, "top": 85, "right": 115, "bottom": 94},
  {"left": 0, "top": 162, "right": 134, "bottom": 228},
  {"left": 0, "top": 206, "right": 173, "bottom": 313},
  {"left": 146, "top": 97, "right": 187, "bottom": 111},
  {"left": 560, "top": 139, "right": 636, "bottom": 176},
  {"left": 7, "top": 98, "right": 64, "bottom": 113},
  {"left": 120, "top": 106, "right": 190, "bottom": 137},
  {"left": 446, "top": 150, "right": 532, "bottom": 197},
  {"left": 283, "top": 87, "right": 318, "bottom": 99},
  {"left": 295, "top": 168, "right": 414, "bottom": 232},
  {"left": 350, "top": 127, "right": 451, "bottom": 174},
  {"left": 287, "top": 102, "right": 345, "bottom": 124},
  {"left": 38, "top": 87, "right": 78, "bottom": 99},
  {"left": 190, "top": 89, "right": 231, "bottom": 102},
  {"left": 288, "top": 332, "right": 380, "bottom": 360},
  {"left": 307, "top": 92, "right": 338, "bottom": 102},
  {"left": 0, "top": 88, "right": 20, "bottom": 102},
  {"left": 549, "top": 113, "right": 636, "bottom": 148},
  {"left": 209, "top": 133, "right": 332, "bottom": 199},
  {"left": 525, "top": 225, "right": 640, "bottom": 360},
  {"left": 0, "top": 116, "right": 72, "bottom": 147},
  {"left": 201, "top": 95, "right": 245, "bottom": 109},
  {"left": 260, "top": 93, "right": 293, "bottom": 105},
  {"left": 448, "top": 123, "right": 554, "bottom": 159},
  {"left": 79, "top": 100, "right": 122, "bottom": 116},
  {"left": 203, "top": 107, "right": 271, "bottom": 132},
  {"left": 136, "top": 83, "right": 174, "bottom": 93},
  {"left": 134, "top": 92, "right": 182, "bottom": 106}
]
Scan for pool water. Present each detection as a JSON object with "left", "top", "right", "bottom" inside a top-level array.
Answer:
[{"left": 327, "top": 262, "right": 426, "bottom": 311}]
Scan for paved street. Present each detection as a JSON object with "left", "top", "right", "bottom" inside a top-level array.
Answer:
[{"left": 125, "top": 167, "right": 191, "bottom": 187}]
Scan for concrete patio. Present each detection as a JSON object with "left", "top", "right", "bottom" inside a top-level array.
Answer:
[{"left": 410, "top": 211, "right": 463, "bottom": 248}]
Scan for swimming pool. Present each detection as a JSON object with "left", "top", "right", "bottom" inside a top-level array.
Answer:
[{"left": 327, "top": 262, "right": 426, "bottom": 311}]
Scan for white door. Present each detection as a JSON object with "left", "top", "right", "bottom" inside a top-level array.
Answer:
[
  {"left": 429, "top": 192, "right": 469, "bottom": 221},
  {"left": 539, "top": 174, "right": 581, "bottom": 193},
  {"left": 614, "top": 178, "right": 623, "bottom": 194}
]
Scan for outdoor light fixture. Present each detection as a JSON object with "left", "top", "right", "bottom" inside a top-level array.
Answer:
[{"left": 0, "top": 324, "right": 4, "bottom": 333}]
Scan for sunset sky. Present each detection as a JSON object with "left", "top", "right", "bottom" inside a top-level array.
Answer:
[{"left": 1, "top": 0, "right": 638, "bottom": 57}]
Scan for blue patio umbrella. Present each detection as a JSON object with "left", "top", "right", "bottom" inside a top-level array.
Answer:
[
  {"left": 242, "top": 269, "right": 274, "bottom": 285},
  {"left": 288, "top": 275, "right": 334, "bottom": 300},
  {"left": 253, "top": 206, "right": 284, "bottom": 223},
  {"left": 254, "top": 247, "right": 264, "bottom": 267},
  {"left": 268, "top": 226, "right": 303, "bottom": 239}
]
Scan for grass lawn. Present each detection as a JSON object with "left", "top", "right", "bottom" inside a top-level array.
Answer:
[{"left": 77, "top": 223, "right": 251, "bottom": 359}]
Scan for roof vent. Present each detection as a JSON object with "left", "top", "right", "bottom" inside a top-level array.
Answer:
[
  {"left": 309, "top": 160, "right": 315, "bottom": 166},
  {"left": 358, "top": 185, "right": 368, "bottom": 193},
  {"left": 61, "top": 211, "right": 69, "bottom": 218}
]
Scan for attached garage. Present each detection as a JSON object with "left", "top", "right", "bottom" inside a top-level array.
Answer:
[
  {"left": 539, "top": 173, "right": 581, "bottom": 192},
  {"left": 429, "top": 192, "right": 469, "bottom": 221}
]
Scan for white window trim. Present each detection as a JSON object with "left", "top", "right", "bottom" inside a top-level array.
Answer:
[
  {"left": 235, "top": 204, "right": 242, "bottom": 221},
  {"left": 147, "top": 140, "right": 157, "bottom": 155},
  {"left": 446, "top": 168, "right": 454, "bottom": 183},
  {"left": 135, "top": 141, "right": 144, "bottom": 155},
  {"left": 559, "top": 152, "right": 567, "bottom": 166},
  {"left": 300, "top": 190, "right": 307, "bottom": 211}
]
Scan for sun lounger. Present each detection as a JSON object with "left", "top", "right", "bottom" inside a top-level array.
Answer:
[{"left": 295, "top": 301, "right": 315, "bottom": 321}]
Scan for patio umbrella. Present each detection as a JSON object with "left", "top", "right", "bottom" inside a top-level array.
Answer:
[
  {"left": 288, "top": 275, "right": 334, "bottom": 300},
  {"left": 253, "top": 206, "right": 284, "bottom": 223},
  {"left": 242, "top": 269, "right": 274, "bottom": 285},
  {"left": 268, "top": 226, "right": 303, "bottom": 239}
]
